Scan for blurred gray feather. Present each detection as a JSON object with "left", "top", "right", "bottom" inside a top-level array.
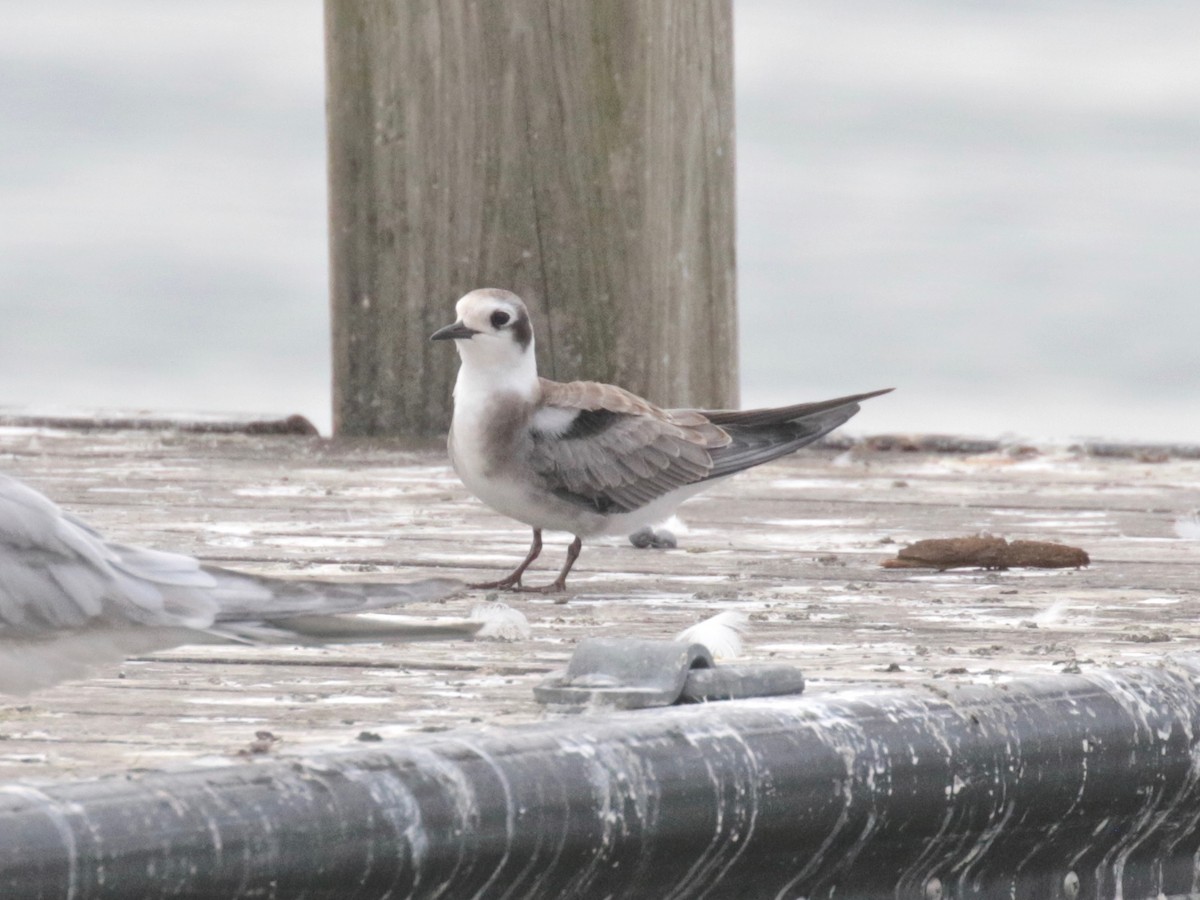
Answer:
[{"left": 0, "top": 473, "right": 469, "bottom": 693}]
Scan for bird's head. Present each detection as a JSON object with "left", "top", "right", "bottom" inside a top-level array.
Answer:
[{"left": 431, "top": 289, "right": 536, "bottom": 374}]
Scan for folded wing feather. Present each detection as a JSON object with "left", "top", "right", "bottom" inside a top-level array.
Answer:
[
  {"left": 530, "top": 383, "right": 891, "bottom": 513},
  {"left": 531, "top": 379, "right": 729, "bottom": 513},
  {"left": 0, "top": 473, "right": 467, "bottom": 693}
]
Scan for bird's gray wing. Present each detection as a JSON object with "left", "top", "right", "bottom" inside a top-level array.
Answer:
[
  {"left": 697, "top": 388, "right": 893, "bottom": 479},
  {"left": 530, "top": 379, "right": 731, "bottom": 513},
  {"left": 0, "top": 474, "right": 224, "bottom": 637},
  {"left": 200, "top": 568, "right": 467, "bottom": 643},
  {"left": 0, "top": 473, "right": 232, "bottom": 692},
  {"left": 0, "top": 473, "right": 466, "bottom": 693}
]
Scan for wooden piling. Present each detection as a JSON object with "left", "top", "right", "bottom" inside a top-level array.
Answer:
[{"left": 325, "top": 1, "right": 736, "bottom": 436}]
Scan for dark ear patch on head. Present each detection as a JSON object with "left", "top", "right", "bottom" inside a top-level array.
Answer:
[{"left": 512, "top": 311, "right": 533, "bottom": 350}]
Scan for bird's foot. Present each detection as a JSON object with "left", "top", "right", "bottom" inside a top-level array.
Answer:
[
  {"left": 516, "top": 580, "right": 571, "bottom": 602},
  {"left": 468, "top": 576, "right": 523, "bottom": 591},
  {"left": 475, "top": 579, "right": 570, "bottom": 600}
]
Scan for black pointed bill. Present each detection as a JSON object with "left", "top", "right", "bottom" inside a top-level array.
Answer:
[{"left": 430, "top": 320, "right": 480, "bottom": 341}]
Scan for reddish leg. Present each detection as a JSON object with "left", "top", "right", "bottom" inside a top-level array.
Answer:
[
  {"left": 469, "top": 529, "right": 543, "bottom": 590},
  {"left": 529, "top": 535, "right": 583, "bottom": 596}
]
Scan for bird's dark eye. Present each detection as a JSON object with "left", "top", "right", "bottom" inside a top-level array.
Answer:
[{"left": 490, "top": 310, "right": 511, "bottom": 328}]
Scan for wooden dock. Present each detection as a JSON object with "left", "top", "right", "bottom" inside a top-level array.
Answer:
[{"left": 1, "top": 421, "right": 1198, "bottom": 785}]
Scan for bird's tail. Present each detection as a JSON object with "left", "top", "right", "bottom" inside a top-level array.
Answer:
[
  {"left": 701, "top": 388, "right": 892, "bottom": 480},
  {"left": 0, "top": 571, "right": 472, "bottom": 695},
  {"left": 199, "top": 566, "right": 476, "bottom": 644}
]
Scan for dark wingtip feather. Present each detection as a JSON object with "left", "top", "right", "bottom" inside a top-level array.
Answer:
[
  {"left": 702, "top": 388, "right": 892, "bottom": 480},
  {"left": 702, "top": 388, "right": 893, "bottom": 428}
]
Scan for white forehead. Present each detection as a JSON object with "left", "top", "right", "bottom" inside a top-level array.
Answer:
[{"left": 455, "top": 288, "right": 527, "bottom": 321}]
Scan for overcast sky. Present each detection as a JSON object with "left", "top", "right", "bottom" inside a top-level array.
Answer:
[{"left": 1, "top": 1, "right": 1197, "bottom": 441}]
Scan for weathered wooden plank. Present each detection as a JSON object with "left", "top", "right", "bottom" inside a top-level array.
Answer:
[
  {"left": 325, "top": 0, "right": 736, "bottom": 436},
  {"left": 0, "top": 425, "right": 1198, "bottom": 785}
]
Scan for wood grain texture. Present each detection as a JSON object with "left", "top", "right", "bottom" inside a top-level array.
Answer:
[
  {"left": 1, "top": 424, "right": 1199, "bottom": 783},
  {"left": 326, "top": 0, "right": 736, "bottom": 436}
]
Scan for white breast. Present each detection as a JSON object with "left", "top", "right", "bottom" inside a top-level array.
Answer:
[{"left": 448, "top": 368, "right": 543, "bottom": 527}]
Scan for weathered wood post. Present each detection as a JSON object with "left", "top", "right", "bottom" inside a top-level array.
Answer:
[{"left": 325, "top": 1, "right": 736, "bottom": 437}]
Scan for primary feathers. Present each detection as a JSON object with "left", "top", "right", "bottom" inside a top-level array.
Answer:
[{"left": 0, "top": 472, "right": 468, "bottom": 693}]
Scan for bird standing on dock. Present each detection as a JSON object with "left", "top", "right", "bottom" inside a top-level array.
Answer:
[
  {"left": 0, "top": 473, "right": 470, "bottom": 693},
  {"left": 431, "top": 288, "right": 891, "bottom": 593}
]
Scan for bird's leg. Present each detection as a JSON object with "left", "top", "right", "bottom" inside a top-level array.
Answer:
[
  {"left": 530, "top": 535, "right": 583, "bottom": 597},
  {"left": 469, "top": 529, "right": 543, "bottom": 590}
]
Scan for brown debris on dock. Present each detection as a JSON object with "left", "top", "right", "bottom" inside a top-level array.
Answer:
[{"left": 882, "top": 535, "right": 1091, "bottom": 571}]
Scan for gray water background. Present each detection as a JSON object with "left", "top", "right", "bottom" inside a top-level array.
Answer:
[{"left": 2, "top": 1, "right": 1197, "bottom": 441}]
